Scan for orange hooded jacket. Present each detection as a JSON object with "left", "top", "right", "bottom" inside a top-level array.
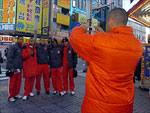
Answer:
[{"left": 70, "top": 26, "right": 143, "bottom": 113}]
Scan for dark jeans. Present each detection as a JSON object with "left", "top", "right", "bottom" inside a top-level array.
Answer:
[
  {"left": 0, "top": 64, "right": 1, "bottom": 74},
  {"left": 134, "top": 65, "right": 141, "bottom": 80}
]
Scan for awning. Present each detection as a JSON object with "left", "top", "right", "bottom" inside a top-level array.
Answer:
[{"left": 128, "top": 0, "right": 150, "bottom": 27}]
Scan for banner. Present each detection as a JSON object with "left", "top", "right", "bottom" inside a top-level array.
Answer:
[
  {"left": 57, "top": 13, "right": 70, "bottom": 26},
  {"left": 0, "top": 0, "right": 16, "bottom": 31},
  {"left": 57, "top": 0, "right": 70, "bottom": 9},
  {"left": 16, "top": 0, "right": 42, "bottom": 34},
  {"left": 42, "top": 0, "right": 49, "bottom": 35}
]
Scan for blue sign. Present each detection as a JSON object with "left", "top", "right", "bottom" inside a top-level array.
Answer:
[
  {"left": 144, "top": 45, "right": 150, "bottom": 77},
  {"left": 0, "top": 24, "right": 15, "bottom": 30}
]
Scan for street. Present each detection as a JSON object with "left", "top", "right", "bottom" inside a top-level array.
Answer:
[{"left": 0, "top": 58, "right": 150, "bottom": 113}]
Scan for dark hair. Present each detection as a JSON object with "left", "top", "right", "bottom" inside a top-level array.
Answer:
[
  {"left": 62, "top": 37, "right": 69, "bottom": 43},
  {"left": 108, "top": 8, "right": 128, "bottom": 26},
  {"left": 51, "top": 38, "right": 58, "bottom": 43},
  {"left": 17, "top": 35, "right": 23, "bottom": 39}
]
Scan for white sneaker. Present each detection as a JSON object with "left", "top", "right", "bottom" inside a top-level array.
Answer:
[
  {"left": 22, "top": 96, "right": 28, "bottom": 101},
  {"left": 9, "top": 97, "right": 15, "bottom": 102},
  {"left": 59, "top": 92, "right": 64, "bottom": 96},
  {"left": 14, "top": 95, "right": 22, "bottom": 99},
  {"left": 71, "top": 91, "right": 75, "bottom": 95},
  {"left": 29, "top": 93, "right": 34, "bottom": 97},
  {"left": 53, "top": 91, "right": 57, "bottom": 95},
  {"left": 63, "top": 91, "right": 67, "bottom": 95}
]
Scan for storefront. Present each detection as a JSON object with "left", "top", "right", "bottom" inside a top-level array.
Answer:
[{"left": 128, "top": 0, "right": 150, "bottom": 88}]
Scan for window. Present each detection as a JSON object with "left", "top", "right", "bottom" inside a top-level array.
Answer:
[
  {"left": 84, "top": 0, "right": 86, "bottom": 10},
  {"left": 81, "top": 0, "right": 83, "bottom": 9},
  {"left": 73, "top": 0, "right": 76, "bottom": 7},
  {"left": 77, "top": 0, "right": 79, "bottom": 8}
]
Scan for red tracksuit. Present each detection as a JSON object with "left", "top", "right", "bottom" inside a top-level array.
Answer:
[
  {"left": 63, "top": 46, "right": 75, "bottom": 92},
  {"left": 8, "top": 70, "right": 22, "bottom": 100},
  {"left": 22, "top": 45, "right": 38, "bottom": 96},
  {"left": 51, "top": 67, "right": 63, "bottom": 92},
  {"left": 36, "top": 64, "right": 50, "bottom": 92}
]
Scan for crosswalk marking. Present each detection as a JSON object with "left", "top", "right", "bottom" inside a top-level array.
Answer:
[{"left": 0, "top": 70, "right": 8, "bottom": 81}]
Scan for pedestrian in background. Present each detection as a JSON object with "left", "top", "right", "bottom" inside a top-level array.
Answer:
[
  {"left": 7, "top": 36, "right": 25, "bottom": 102},
  {"left": 22, "top": 38, "right": 38, "bottom": 100},
  {"left": 70, "top": 8, "right": 143, "bottom": 113},
  {"left": 35, "top": 37, "right": 50, "bottom": 95},
  {"left": 0, "top": 51, "right": 3, "bottom": 74},
  {"left": 49, "top": 38, "right": 64, "bottom": 96},
  {"left": 62, "top": 37, "right": 77, "bottom": 95}
]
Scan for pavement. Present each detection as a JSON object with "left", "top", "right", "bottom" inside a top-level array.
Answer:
[{"left": 0, "top": 58, "right": 150, "bottom": 113}]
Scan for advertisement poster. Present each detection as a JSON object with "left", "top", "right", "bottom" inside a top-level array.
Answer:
[
  {"left": 57, "top": 0, "right": 70, "bottom": 9},
  {"left": 42, "top": 0, "right": 49, "bottom": 35},
  {"left": 16, "top": 0, "right": 42, "bottom": 34},
  {"left": 57, "top": 13, "right": 70, "bottom": 26},
  {"left": 0, "top": 0, "right": 16, "bottom": 31},
  {"left": 144, "top": 45, "right": 150, "bottom": 77}
]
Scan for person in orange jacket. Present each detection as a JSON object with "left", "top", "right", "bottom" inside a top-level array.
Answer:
[
  {"left": 22, "top": 38, "right": 38, "bottom": 100},
  {"left": 70, "top": 8, "right": 143, "bottom": 113}
]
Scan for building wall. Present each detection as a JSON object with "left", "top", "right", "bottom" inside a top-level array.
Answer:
[
  {"left": 111, "top": 0, "right": 123, "bottom": 8},
  {"left": 127, "top": 20, "right": 146, "bottom": 43}
]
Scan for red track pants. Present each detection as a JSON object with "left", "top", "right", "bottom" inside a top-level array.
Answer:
[
  {"left": 36, "top": 64, "right": 50, "bottom": 92},
  {"left": 8, "top": 71, "right": 22, "bottom": 100},
  {"left": 24, "top": 77, "right": 35, "bottom": 96},
  {"left": 51, "top": 67, "right": 63, "bottom": 92},
  {"left": 63, "top": 65, "right": 75, "bottom": 92}
]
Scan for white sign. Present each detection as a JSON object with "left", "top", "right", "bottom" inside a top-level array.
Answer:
[{"left": 0, "top": 36, "right": 15, "bottom": 42}]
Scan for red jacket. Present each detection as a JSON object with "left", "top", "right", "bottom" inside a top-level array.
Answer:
[{"left": 22, "top": 44, "right": 38, "bottom": 77}]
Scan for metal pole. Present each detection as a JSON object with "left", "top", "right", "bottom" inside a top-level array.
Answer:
[
  {"left": 49, "top": 0, "right": 54, "bottom": 37},
  {"left": 83, "top": 0, "right": 92, "bottom": 72},
  {"left": 34, "top": 17, "right": 38, "bottom": 42}
]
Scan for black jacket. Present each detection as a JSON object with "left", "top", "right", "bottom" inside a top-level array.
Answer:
[
  {"left": 36, "top": 43, "right": 49, "bottom": 64},
  {"left": 49, "top": 45, "right": 63, "bottom": 68},
  {"left": 62, "top": 44, "right": 77, "bottom": 69},
  {"left": 7, "top": 43, "right": 25, "bottom": 69},
  {"left": 0, "top": 52, "right": 3, "bottom": 63}
]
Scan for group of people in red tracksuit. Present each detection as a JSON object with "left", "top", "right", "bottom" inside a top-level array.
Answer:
[{"left": 7, "top": 36, "right": 77, "bottom": 102}]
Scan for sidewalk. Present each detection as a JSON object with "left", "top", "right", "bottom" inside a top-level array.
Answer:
[
  {"left": 0, "top": 73, "right": 150, "bottom": 113},
  {"left": 0, "top": 58, "right": 150, "bottom": 113}
]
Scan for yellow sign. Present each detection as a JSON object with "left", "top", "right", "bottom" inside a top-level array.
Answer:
[
  {"left": 57, "top": 13, "right": 70, "bottom": 26},
  {"left": 78, "top": 14, "right": 98, "bottom": 26},
  {"left": 42, "top": 0, "right": 49, "bottom": 35},
  {"left": 57, "top": 0, "right": 70, "bottom": 9},
  {"left": 16, "top": 0, "right": 42, "bottom": 34}
]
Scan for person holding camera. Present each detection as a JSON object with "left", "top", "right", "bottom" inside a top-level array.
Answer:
[
  {"left": 70, "top": 8, "right": 143, "bottom": 113},
  {"left": 22, "top": 38, "right": 38, "bottom": 100},
  {"left": 7, "top": 36, "right": 24, "bottom": 102}
]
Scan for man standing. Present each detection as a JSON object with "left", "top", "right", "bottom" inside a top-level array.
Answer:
[
  {"left": 36, "top": 37, "right": 50, "bottom": 95},
  {"left": 49, "top": 38, "right": 64, "bottom": 96},
  {"left": 7, "top": 36, "right": 24, "bottom": 102},
  {"left": 22, "top": 38, "right": 38, "bottom": 100},
  {"left": 70, "top": 8, "right": 143, "bottom": 113},
  {"left": 0, "top": 51, "right": 3, "bottom": 74},
  {"left": 62, "top": 37, "right": 77, "bottom": 95}
]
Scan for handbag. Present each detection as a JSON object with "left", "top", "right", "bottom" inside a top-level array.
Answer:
[
  {"left": 73, "top": 68, "right": 77, "bottom": 78},
  {"left": 6, "top": 70, "right": 14, "bottom": 77}
]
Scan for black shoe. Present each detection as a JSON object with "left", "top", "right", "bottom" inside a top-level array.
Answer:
[
  {"left": 36, "top": 92, "right": 40, "bottom": 95},
  {"left": 83, "top": 69, "right": 87, "bottom": 73},
  {"left": 45, "top": 92, "right": 50, "bottom": 95}
]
